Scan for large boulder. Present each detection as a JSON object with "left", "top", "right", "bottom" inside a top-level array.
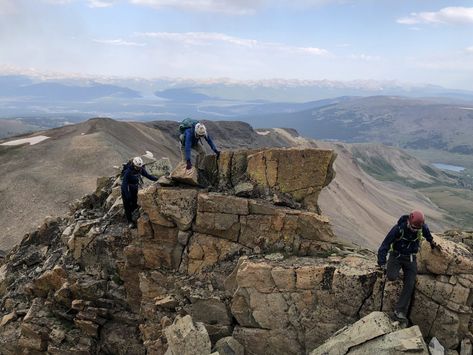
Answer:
[
  {"left": 139, "top": 186, "right": 199, "bottom": 231},
  {"left": 417, "top": 237, "right": 473, "bottom": 275},
  {"left": 411, "top": 236, "right": 473, "bottom": 349},
  {"left": 212, "top": 148, "right": 336, "bottom": 212}
]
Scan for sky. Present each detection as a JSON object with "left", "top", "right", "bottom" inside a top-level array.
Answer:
[{"left": 0, "top": 0, "right": 472, "bottom": 89}]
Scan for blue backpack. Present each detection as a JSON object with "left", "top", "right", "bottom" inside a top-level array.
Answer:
[{"left": 179, "top": 118, "right": 199, "bottom": 134}]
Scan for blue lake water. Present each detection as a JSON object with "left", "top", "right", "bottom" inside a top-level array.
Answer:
[{"left": 432, "top": 163, "right": 465, "bottom": 172}]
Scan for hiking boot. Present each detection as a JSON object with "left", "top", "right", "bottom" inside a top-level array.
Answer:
[{"left": 394, "top": 310, "right": 407, "bottom": 320}]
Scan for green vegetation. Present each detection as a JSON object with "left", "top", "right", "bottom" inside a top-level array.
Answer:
[
  {"left": 352, "top": 145, "right": 473, "bottom": 230},
  {"left": 421, "top": 164, "right": 438, "bottom": 177},
  {"left": 407, "top": 148, "right": 473, "bottom": 170},
  {"left": 420, "top": 187, "right": 473, "bottom": 229},
  {"left": 352, "top": 150, "right": 432, "bottom": 188}
]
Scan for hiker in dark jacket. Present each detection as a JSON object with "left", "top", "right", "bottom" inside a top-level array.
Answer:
[
  {"left": 378, "top": 210, "right": 441, "bottom": 320},
  {"left": 180, "top": 120, "right": 220, "bottom": 170},
  {"left": 121, "top": 157, "right": 158, "bottom": 228}
]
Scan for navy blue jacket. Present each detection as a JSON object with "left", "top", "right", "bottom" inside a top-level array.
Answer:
[
  {"left": 121, "top": 164, "right": 157, "bottom": 200},
  {"left": 182, "top": 126, "right": 218, "bottom": 162},
  {"left": 377, "top": 215, "right": 434, "bottom": 266}
]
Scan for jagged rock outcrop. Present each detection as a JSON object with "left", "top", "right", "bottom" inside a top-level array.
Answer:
[
  {"left": 0, "top": 148, "right": 472, "bottom": 354},
  {"left": 200, "top": 148, "right": 336, "bottom": 212}
]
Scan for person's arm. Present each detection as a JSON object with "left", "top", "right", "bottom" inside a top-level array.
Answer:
[
  {"left": 121, "top": 169, "right": 131, "bottom": 199},
  {"left": 377, "top": 226, "right": 399, "bottom": 266},
  {"left": 141, "top": 167, "right": 158, "bottom": 181},
  {"left": 422, "top": 224, "right": 433, "bottom": 243},
  {"left": 423, "top": 224, "right": 440, "bottom": 249},
  {"left": 184, "top": 129, "right": 193, "bottom": 162},
  {"left": 205, "top": 135, "right": 219, "bottom": 154}
]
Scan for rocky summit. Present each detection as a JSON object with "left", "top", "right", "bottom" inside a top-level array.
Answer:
[{"left": 0, "top": 148, "right": 472, "bottom": 355}]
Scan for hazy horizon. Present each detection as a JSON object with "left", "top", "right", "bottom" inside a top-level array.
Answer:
[{"left": 1, "top": 0, "right": 472, "bottom": 90}]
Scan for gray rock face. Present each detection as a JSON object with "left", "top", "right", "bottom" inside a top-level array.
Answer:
[
  {"left": 429, "top": 337, "right": 446, "bottom": 355},
  {"left": 214, "top": 336, "right": 244, "bottom": 355},
  {"left": 460, "top": 338, "right": 472, "bottom": 355},
  {"left": 164, "top": 315, "right": 212, "bottom": 355}
]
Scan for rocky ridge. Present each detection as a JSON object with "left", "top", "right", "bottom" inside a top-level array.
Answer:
[{"left": 0, "top": 148, "right": 472, "bottom": 354}]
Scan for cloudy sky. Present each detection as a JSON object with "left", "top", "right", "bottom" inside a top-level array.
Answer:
[{"left": 0, "top": 0, "right": 472, "bottom": 89}]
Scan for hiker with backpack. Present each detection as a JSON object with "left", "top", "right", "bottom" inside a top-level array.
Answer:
[
  {"left": 377, "top": 210, "right": 441, "bottom": 321},
  {"left": 121, "top": 157, "right": 158, "bottom": 228},
  {"left": 179, "top": 118, "right": 220, "bottom": 170}
]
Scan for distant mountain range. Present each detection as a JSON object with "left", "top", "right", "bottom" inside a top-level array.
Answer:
[
  {"left": 0, "top": 75, "right": 140, "bottom": 100},
  {"left": 244, "top": 96, "right": 473, "bottom": 154},
  {"left": 2, "top": 73, "right": 473, "bottom": 179},
  {"left": 1, "top": 73, "right": 473, "bottom": 122}
]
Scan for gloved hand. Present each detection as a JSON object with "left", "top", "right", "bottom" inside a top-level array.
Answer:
[
  {"left": 431, "top": 241, "right": 442, "bottom": 252},
  {"left": 215, "top": 150, "right": 220, "bottom": 160},
  {"left": 186, "top": 160, "right": 192, "bottom": 170}
]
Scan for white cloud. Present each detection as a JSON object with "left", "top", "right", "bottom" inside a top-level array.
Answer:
[
  {"left": 129, "top": 0, "right": 345, "bottom": 14},
  {"left": 23, "top": 0, "right": 349, "bottom": 14},
  {"left": 42, "top": 0, "right": 116, "bottom": 7},
  {"left": 349, "top": 54, "right": 381, "bottom": 61},
  {"left": 397, "top": 7, "right": 473, "bottom": 25},
  {"left": 466, "top": 46, "right": 473, "bottom": 54},
  {"left": 87, "top": 0, "right": 117, "bottom": 7},
  {"left": 0, "top": 0, "right": 18, "bottom": 14},
  {"left": 129, "top": 0, "right": 262, "bottom": 15},
  {"left": 137, "top": 32, "right": 258, "bottom": 47},
  {"left": 93, "top": 38, "right": 147, "bottom": 46},
  {"left": 43, "top": 0, "right": 74, "bottom": 4},
  {"left": 136, "top": 31, "right": 329, "bottom": 56}
]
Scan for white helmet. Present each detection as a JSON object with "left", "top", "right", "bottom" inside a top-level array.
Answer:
[
  {"left": 195, "top": 123, "right": 207, "bottom": 137},
  {"left": 132, "top": 156, "right": 143, "bottom": 168}
]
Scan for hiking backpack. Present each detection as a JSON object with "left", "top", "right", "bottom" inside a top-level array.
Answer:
[
  {"left": 120, "top": 160, "right": 133, "bottom": 178},
  {"left": 120, "top": 160, "right": 144, "bottom": 185},
  {"left": 389, "top": 215, "right": 424, "bottom": 253},
  {"left": 179, "top": 118, "right": 199, "bottom": 134}
]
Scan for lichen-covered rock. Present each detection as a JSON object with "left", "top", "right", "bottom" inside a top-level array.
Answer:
[
  {"left": 212, "top": 148, "right": 336, "bottom": 212},
  {"left": 246, "top": 148, "right": 336, "bottom": 210},
  {"left": 417, "top": 237, "right": 473, "bottom": 275}
]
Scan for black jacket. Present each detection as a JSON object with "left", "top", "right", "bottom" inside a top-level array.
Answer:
[
  {"left": 377, "top": 215, "right": 434, "bottom": 266},
  {"left": 121, "top": 164, "right": 157, "bottom": 200}
]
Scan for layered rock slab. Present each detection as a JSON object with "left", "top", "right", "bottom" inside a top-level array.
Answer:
[{"left": 310, "top": 311, "right": 428, "bottom": 355}]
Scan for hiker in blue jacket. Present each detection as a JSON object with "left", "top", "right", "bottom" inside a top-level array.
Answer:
[
  {"left": 179, "top": 119, "right": 220, "bottom": 170},
  {"left": 121, "top": 157, "right": 158, "bottom": 228},
  {"left": 378, "top": 210, "right": 441, "bottom": 321}
]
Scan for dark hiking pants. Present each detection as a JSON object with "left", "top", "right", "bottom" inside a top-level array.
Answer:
[
  {"left": 386, "top": 252, "right": 417, "bottom": 314},
  {"left": 122, "top": 190, "right": 138, "bottom": 223}
]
